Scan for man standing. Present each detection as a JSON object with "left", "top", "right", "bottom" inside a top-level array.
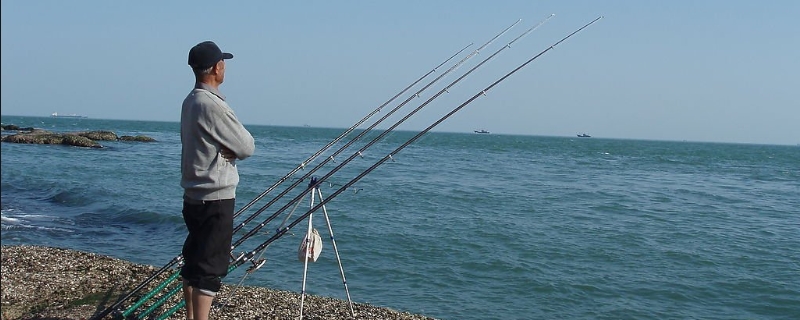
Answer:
[{"left": 180, "top": 40, "right": 255, "bottom": 320}]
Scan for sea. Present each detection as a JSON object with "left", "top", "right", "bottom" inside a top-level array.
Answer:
[{"left": 2, "top": 115, "right": 798, "bottom": 320}]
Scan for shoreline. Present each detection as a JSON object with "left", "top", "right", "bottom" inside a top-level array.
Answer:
[{"left": 1, "top": 245, "right": 436, "bottom": 320}]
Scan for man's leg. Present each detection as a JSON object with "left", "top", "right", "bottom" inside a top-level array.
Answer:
[
  {"left": 185, "top": 199, "right": 233, "bottom": 320},
  {"left": 191, "top": 290, "right": 215, "bottom": 320},
  {"left": 183, "top": 281, "right": 194, "bottom": 320}
]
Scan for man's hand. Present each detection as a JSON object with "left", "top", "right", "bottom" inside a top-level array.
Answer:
[{"left": 220, "top": 148, "right": 236, "bottom": 161}]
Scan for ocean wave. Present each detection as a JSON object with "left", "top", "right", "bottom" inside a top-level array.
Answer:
[
  {"left": 1, "top": 222, "right": 74, "bottom": 233},
  {"left": 75, "top": 207, "right": 184, "bottom": 227},
  {"left": 1, "top": 211, "right": 74, "bottom": 233},
  {"left": 1, "top": 215, "right": 20, "bottom": 223},
  {"left": 42, "top": 188, "right": 100, "bottom": 207},
  {"left": 2, "top": 175, "right": 99, "bottom": 208}
]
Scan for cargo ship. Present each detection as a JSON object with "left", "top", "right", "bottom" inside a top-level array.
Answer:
[{"left": 51, "top": 112, "right": 88, "bottom": 119}]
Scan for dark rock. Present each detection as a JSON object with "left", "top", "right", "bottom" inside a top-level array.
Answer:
[
  {"left": 75, "top": 130, "right": 119, "bottom": 141},
  {"left": 1, "top": 125, "right": 156, "bottom": 147},
  {"left": 1, "top": 132, "right": 101, "bottom": 148},
  {"left": 2, "top": 133, "right": 63, "bottom": 144},
  {"left": 1, "top": 125, "right": 35, "bottom": 131},
  {"left": 120, "top": 135, "right": 156, "bottom": 142},
  {"left": 62, "top": 135, "right": 102, "bottom": 148}
]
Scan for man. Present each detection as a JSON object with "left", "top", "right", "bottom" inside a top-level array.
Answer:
[{"left": 180, "top": 40, "right": 255, "bottom": 320}]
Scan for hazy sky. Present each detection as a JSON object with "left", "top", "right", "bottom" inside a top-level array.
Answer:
[{"left": 1, "top": 1, "right": 798, "bottom": 145}]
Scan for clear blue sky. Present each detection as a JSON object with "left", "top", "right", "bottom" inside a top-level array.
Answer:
[{"left": 2, "top": 1, "right": 798, "bottom": 145}]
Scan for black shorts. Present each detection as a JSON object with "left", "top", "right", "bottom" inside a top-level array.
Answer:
[{"left": 180, "top": 198, "right": 235, "bottom": 293}]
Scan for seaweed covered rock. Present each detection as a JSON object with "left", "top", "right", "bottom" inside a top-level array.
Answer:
[
  {"left": 1, "top": 125, "right": 156, "bottom": 148},
  {"left": 2, "top": 132, "right": 61, "bottom": 144},
  {"left": 1, "top": 125, "right": 37, "bottom": 132},
  {"left": 76, "top": 130, "right": 119, "bottom": 141},
  {"left": 63, "top": 134, "right": 102, "bottom": 148},
  {"left": 1, "top": 132, "right": 101, "bottom": 148},
  {"left": 120, "top": 135, "right": 157, "bottom": 142}
]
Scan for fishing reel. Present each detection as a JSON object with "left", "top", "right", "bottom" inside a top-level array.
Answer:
[
  {"left": 246, "top": 258, "right": 266, "bottom": 274},
  {"left": 231, "top": 251, "right": 267, "bottom": 273}
]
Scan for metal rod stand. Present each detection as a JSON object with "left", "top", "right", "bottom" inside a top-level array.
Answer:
[{"left": 299, "top": 177, "right": 355, "bottom": 319}]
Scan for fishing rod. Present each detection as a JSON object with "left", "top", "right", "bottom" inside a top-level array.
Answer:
[
  {"left": 153, "top": 15, "right": 600, "bottom": 320},
  {"left": 97, "top": 20, "right": 522, "bottom": 320},
  {"left": 88, "top": 43, "right": 472, "bottom": 320},
  {"left": 119, "top": 20, "right": 526, "bottom": 319},
  {"left": 232, "top": 43, "right": 473, "bottom": 223},
  {"left": 227, "top": 18, "right": 523, "bottom": 246},
  {"left": 228, "top": 13, "right": 551, "bottom": 256},
  {"left": 232, "top": 15, "right": 551, "bottom": 248},
  {"left": 231, "top": 14, "right": 605, "bottom": 278}
]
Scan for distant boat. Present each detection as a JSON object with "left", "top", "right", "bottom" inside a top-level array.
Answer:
[
  {"left": 474, "top": 129, "right": 490, "bottom": 134},
  {"left": 51, "top": 112, "right": 88, "bottom": 119},
  {"left": 577, "top": 133, "right": 591, "bottom": 138}
]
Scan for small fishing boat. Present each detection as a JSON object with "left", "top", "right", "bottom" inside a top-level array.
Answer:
[
  {"left": 577, "top": 133, "right": 591, "bottom": 138},
  {"left": 474, "top": 129, "right": 490, "bottom": 134}
]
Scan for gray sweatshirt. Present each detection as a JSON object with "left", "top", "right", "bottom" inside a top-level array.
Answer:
[{"left": 181, "top": 82, "right": 255, "bottom": 201}]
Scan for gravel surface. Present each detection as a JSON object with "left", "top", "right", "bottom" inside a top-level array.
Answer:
[{"left": 1, "top": 245, "right": 437, "bottom": 320}]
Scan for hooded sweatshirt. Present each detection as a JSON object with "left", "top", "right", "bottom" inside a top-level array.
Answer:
[{"left": 181, "top": 82, "right": 255, "bottom": 201}]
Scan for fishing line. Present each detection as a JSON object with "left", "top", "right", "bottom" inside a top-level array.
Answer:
[
  {"left": 232, "top": 16, "right": 605, "bottom": 277},
  {"left": 231, "top": 42, "right": 473, "bottom": 223},
  {"left": 229, "top": 19, "right": 522, "bottom": 238},
  {"left": 229, "top": 14, "right": 553, "bottom": 253}
]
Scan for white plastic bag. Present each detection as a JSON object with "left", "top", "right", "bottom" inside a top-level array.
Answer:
[{"left": 298, "top": 228, "right": 323, "bottom": 262}]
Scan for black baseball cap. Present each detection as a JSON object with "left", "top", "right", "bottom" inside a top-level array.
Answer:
[{"left": 188, "top": 41, "right": 233, "bottom": 69}]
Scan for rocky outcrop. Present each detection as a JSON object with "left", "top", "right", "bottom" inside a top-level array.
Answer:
[
  {"left": 120, "top": 135, "right": 157, "bottom": 142},
  {"left": 1, "top": 125, "right": 36, "bottom": 131},
  {"left": 1, "top": 125, "right": 156, "bottom": 148},
  {"left": 72, "top": 130, "right": 119, "bottom": 141},
  {"left": 1, "top": 132, "right": 101, "bottom": 148}
]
